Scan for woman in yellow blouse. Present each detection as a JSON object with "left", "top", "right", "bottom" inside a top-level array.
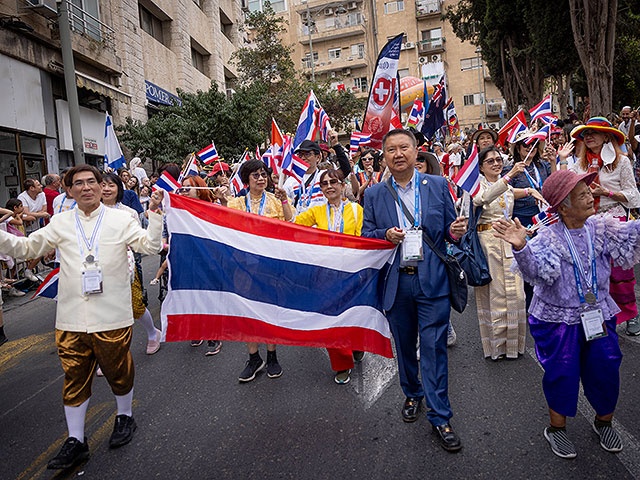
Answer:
[
  {"left": 295, "top": 169, "right": 364, "bottom": 384},
  {"left": 216, "top": 159, "right": 292, "bottom": 382}
]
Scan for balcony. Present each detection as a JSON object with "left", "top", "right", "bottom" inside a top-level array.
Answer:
[
  {"left": 303, "top": 55, "right": 368, "bottom": 75},
  {"left": 295, "top": 0, "right": 363, "bottom": 13},
  {"left": 417, "top": 38, "right": 444, "bottom": 55},
  {"left": 486, "top": 101, "right": 505, "bottom": 117},
  {"left": 300, "top": 13, "right": 365, "bottom": 44},
  {"left": 415, "top": 0, "right": 441, "bottom": 19}
]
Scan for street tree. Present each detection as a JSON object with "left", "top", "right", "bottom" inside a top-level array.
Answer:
[{"left": 569, "top": 0, "right": 618, "bottom": 115}]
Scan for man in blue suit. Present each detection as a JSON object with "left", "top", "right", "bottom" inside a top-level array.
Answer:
[{"left": 362, "top": 129, "right": 467, "bottom": 452}]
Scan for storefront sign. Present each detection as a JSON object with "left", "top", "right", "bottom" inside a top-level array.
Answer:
[
  {"left": 84, "top": 138, "right": 98, "bottom": 153},
  {"left": 145, "top": 81, "right": 182, "bottom": 107}
]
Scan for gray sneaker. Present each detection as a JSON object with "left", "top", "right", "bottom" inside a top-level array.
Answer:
[
  {"left": 593, "top": 420, "right": 623, "bottom": 452},
  {"left": 544, "top": 427, "right": 577, "bottom": 459},
  {"left": 447, "top": 323, "right": 457, "bottom": 347},
  {"left": 626, "top": 316, "right": 640, "bottom": 336}
]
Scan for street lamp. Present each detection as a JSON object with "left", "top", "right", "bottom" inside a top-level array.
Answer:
[
  {"left": 475, "top": 46, "right": 485, "bottom": 128},
  {"left": 303, "top": 1, "right": 315, "bottom": 82}
]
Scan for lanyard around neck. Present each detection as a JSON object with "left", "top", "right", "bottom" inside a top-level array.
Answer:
[
  {"left": 391, "top": 176, "right": 420, "bottom": 229},
  {"left": 246, "top": 192, "right": 266, "bottom": 216},
  {"left": 75, "top": 206, "right": 106, "bottom": 262},
  {"left": 326, "top": 201, "right": 346, "bottom": 233},
  {"left": 563, "top": 223, "right": 597, "bottom": 304}
]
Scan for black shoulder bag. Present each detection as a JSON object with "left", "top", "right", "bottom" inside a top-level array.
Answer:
[{"left": 384, "top": 179, "right": 468, "bottom": 313}]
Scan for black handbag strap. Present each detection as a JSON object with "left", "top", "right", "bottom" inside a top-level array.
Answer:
[{"left": 384, "top": 177, "right": 448, "bottom": 264}]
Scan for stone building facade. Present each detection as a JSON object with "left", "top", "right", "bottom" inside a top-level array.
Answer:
[
  {"left": 0, "top": 0, "right": 244, "bottom": 203},
  {"left": 269, "top": 0, "right": 505, "bottom": 132}
]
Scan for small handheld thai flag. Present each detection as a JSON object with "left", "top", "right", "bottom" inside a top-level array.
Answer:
[
  {"left": 281, "top": 136, "right": 309, "bottom": 183},
  {"left": 540, "top": 115, "right": 558, "bottom": 126},
  {"left": 261, "top": 145, "right": 280, "bottom": 176},
  {"left": 453, "top": 144, "right": 481, "bottom": 196},
  {"left": 32, "top": 268, "right": 59, "bottom": 300},
  {"left": 350, "top": 132, "right": 372, "bottom": 157},
  {"left": 230, "top": 150, "right": 250, "bottom": 196},
  {"left": 497, "top": 109, "right": 527, "bottom": 146},
  {"left": 525, "top": 125, "right": 551, "bottom": 144},
  {"left": 178, "top": 154, "right": 199, "bottom": 183},
  {"left": 531, "top": 211, "right": 559, "bottom": 229},
  {"left": 529, "top": 95, "right": 552, "bottom": 123},
  {"left": 153, "top": 171, "right": 181, "bottom": 193},
  {"left": 197, "top": 142, "right": 220, "bottom": 165},
  {"left": 506, "top": 121, "right": 528, "bottom": 144},
  {"left": 255, "top": 145, "right": 261, "bottom": 161}
]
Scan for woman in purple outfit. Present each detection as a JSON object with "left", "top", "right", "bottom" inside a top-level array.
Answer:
[{"left": 493, "top": 169, "right": 633, "bottom": 460}]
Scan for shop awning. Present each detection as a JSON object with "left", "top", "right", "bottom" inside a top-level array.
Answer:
[{"left": 75, "top": 71, "right": 131, "bottom": 105}]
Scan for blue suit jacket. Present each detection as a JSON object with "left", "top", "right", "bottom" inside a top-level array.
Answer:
[{"left": 362, "top": 172, "right": 457, "bottom": 311}]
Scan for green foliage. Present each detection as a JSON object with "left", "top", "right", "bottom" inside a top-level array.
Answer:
[{"left": 613, "top": 0, "right": 640, "bottom": 110}]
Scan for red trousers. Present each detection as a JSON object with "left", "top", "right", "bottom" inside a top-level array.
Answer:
[{"left": 327, "top": 348, "right": 354, "bottom": 371}]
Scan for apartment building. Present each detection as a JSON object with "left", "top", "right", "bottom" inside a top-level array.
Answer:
[
  {"left": 267, "top": 0, "right": 505, "bottom": 133},
  {"left": 0, "top": 0, "right": 243, "bottom": 204}
]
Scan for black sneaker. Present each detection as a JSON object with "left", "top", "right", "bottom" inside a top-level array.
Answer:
[
  {"left": 205, "top": 340, "right": 222, "bottom": 356},
  {"left": 266, "top": 350, "right": 283, "bottom": 378},
  {"left": 47, "top": 437, "right": 89, "bottom": 469},
  {"left": 109, "top": 415, "right": 137, "bottom": 448},
  {"left": 238, "top": 355, "right": 265, "bottom": 382}
]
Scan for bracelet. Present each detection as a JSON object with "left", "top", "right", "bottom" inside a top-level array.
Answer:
[
  {"left": 281, "top": 199, "right": 288, "bottom": 205},
  {"left": 525, "top": 188, "right": 530, "bottom": 196},
  {"left": 449, "top": 232, "right": 460, "bottom": 241},
  {"left": 503, "top": 175, "right": 511, "bottom": 183},
  {"left": 608, "top": 190, "right": 614, "bottom": 198}
]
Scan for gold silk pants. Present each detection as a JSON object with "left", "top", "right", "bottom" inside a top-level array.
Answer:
[{"left": 55, "top": 327, "right": 134, "bottom": 406}]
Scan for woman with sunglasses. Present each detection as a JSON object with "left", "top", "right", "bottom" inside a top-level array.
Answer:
[
  {"left": 215, "top": 159, "right": 292, "bottom": 381},
  {"left": 505, "top": 130, "right": 555, "bottom": 309},
  {"left": 564, "top": 117, "right": 640, "bottom": 336},
  {"left": 472, "top": 147, "right": 544, "bottom": 360},
  {"left": 356, "top": 149, "right": 382, "bottom": 202},
  {"left": 100, "top": 173, "right": 162, "bottom": 356},
  {"left": 294, "top": 169, "right": 364, "bottom": 384}
]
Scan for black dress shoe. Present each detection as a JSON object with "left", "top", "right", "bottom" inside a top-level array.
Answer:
[
  {"left": 433, "top": 423, "right": 462, "bottom": 452},
  {"left": 109, "top": 415, "right": 137, "bottom": 448},
  {"left": 47, "top": 437, "right": 89, "bottom": 469},
  {"left": 402, "top": 397, "right": 422, "bottom": 422}
]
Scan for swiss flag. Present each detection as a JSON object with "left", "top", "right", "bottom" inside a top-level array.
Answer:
[{"left": 337, "top": 84, "right": 345, "bottom": 91}]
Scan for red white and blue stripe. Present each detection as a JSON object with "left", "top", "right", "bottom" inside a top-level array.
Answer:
[
  {"left": 506, "top": 120, "right": 528, "bottom": 144},
  {"left": 230, "top": 150, "right": 250, "bottom": 196},
  {"left": 529, "top": 94, "right": 552, "bottom": 123},
  {"left": 261, "top": 145, "right": 280, "bottom": 176},
  {"left": 293, "top": 90, "right": 318, "bottom": 151},
  {"left": 350, "top": 132, "right": 372, "bottom": 157},
  {"left": 32, "top": 267, "right": 59, "bottom": 300},
  {"left": 153, "top": 171, "right": 181, "bottom": 193},
  {"left": 160, "top": 194, "right": 395, "bottom": 357},
  {"left": 178, "top": 155, "right": 199, "bottom": 183},
  {"left": 525, "top": 125, "right": 551, "bottom": 144},
  {"left": 315, "top": 102, "right": 332, "bottom": 142},
  {"left": 281, "top": 135, "right": 309, "bottom": 183},
  {"left": 453, "top": 144, "right": 481, "bottom": 196},
  {"left": 197, "top": 142, "right": 220, "bottom": 164},
  {"left": 406, "top": 99, "right": 425, "bottom": 129}
]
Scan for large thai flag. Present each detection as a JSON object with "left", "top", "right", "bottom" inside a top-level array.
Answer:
[
  {"left": 160, "top": 194, "right": 395, "bottom": 357},
  {"left": 281, "top": 135, "right": 309, "bottom": 182},
  {"left": 453, "top": 145, "right": 481, "bottom": 196},
  {"left": 497, "top": 109, "right": 527, "bottom": 146},
  {"left": 529, "top": 94, "right": 552, "bottom": 123},
  {"left": 153, "top": 171, "right": 181, "bottom": 192},
  {"left": 32, "top": 268, "right": 59, "bottom": 300},
  {"left": 293, "top": 91, "right": 318, "bottom": 151},
  {"left": 197, "top": 142, "right": 220, "bottom": 165}
]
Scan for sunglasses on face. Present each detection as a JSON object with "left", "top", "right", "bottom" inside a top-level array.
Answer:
[
  {"left": 484, "top": 157, "right": 503, "bottom": 165},
  {"left": 519, "top": 143, "right": 534, "bottom": 150},
  {"left": 250, "top": 171, "right": 269, "bottom": 180},
  {"left": 176, "top": 187, "right": 191, "bottom": 194},
  {"left": 319, "top": 179, "right": 341, "bottom": 187},
  {"left": 415, "top": 158, "right": 426, "bottom": 163}
]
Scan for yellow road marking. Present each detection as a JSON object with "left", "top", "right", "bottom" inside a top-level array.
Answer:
[{"left": 0, "top": 332, "right": 55, "bottom": 377}]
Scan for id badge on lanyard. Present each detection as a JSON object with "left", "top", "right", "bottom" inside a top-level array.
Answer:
[
  {"left": 402, "top": 228, "right": 423, "bottom": 261},
  {"left": 76, "top": 207, "right": 106, "bottom": 296},
  {"left": 580, "top": 308, "right": 606, "bottom": 341}
]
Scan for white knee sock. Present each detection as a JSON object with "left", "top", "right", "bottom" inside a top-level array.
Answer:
[
  {"left": 64, "top": 398, "right": 90, "bottom": 441},
  {"left": 137, "top": 309, "right": 157, "bottom": 340},
  {"left": 115, "top": 388, "right": 134, "bottom": 417}
]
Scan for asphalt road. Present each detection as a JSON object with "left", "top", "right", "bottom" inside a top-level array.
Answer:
[{"left": 2, "top": 256, "right": 640, "bottom": 480}]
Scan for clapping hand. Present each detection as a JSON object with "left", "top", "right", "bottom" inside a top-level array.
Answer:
[{"left": 493, "top": 218, "right": 527, "bottom": 251}]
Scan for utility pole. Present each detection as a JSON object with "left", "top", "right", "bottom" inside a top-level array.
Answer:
[
  {"left": 58, "top": 0, "right": 85, "bottom": 164},
  {"left": 305, "top": 1, "right": 315, "bottom": 82},
  {"left": 476, "top": 46, "right": 485, "bottom": 128}
]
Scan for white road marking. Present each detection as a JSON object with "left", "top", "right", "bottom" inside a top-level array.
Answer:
[
  {"left": 526, "top": 347, "right": 640, "bottom": 479},
  {"left": 0, "top": 373, "right": 63, "bottom": 419}
]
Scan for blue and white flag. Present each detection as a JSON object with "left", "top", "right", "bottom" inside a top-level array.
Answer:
[
  {"left": 104, "top": 112, "right": 126, "bottom": 170},
  {"left": 160, "top": 194, "right": 395, "bottom": 357}
]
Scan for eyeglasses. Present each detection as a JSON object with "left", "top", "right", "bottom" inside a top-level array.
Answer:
[
  {"left": 319, "top": 179, "right": 341, "bottom": 187},
  {"left": 249, "top": 172, "right": 269, "bottom": 180},
  {"left": 176, "top": 187, "right": 191, "bottom": 194},
  {"left": 72, "top": 179, "right": 98, "bottom": 188},
  {"left": 362, "top": 156, "right": 374, "bottom": 162},
  {"left": 297, "top": 151, "right": 318, "bottom": 158},
  {"left": 415, "top": 158, "right": 426, "bottom": 163},
  {"left": 483, "top": 157, "right": 503, "bottom": 165},
  {"left": 519, "top": 143, "right": 535, "bottom": 150}
]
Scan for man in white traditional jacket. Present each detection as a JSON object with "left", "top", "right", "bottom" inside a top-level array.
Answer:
[{"left": 0, "top": 165, "right": 163, "bottom": 469}]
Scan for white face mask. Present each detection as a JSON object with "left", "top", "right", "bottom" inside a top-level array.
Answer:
[{"left": 601, "top": 141, "right": 617, "bottom": 165}]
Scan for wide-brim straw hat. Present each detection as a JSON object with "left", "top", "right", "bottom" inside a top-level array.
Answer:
[
  {"left": 417, "top": 151, "right": 441, "bottom": 175},
  {"left": 471, "top": 128, "right": 498, "bottom": 144},
  {"left": 508, "top": 129, "right": 544, "bottom": 157},
  {"left": 542, "top": 170, "right": 598, "bottom": 213},
  {"left": 570, "top": 117, "right": 626, "bottom": 145}
]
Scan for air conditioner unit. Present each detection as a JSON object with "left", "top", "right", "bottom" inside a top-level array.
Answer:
[
  {"left": 23, "top": 0, "right": 57, "bottom": 18},
  {"left": 403, "top": 42, "right": 415, "bottom": 50},
  {"left": 324, "top": 7, "right": 334, "bottom": 15},
  {"left": 347, "top": 1, "right": 358, "bottom": 9},
  {"left": 343, "top": 68, "right": 351, "bottom": 75},
  {"left": 431, "top": 53, "right": 442, "bottom": 62},
  {"left": 331, "top": 72, "right": 337, "bottom": 78},
  {"left": 347, "top": 56, "right": 354, "bottom": 61},
  {"left": 418, "top": 56, "right": 427, "bottom": 64},
  {"left": 301, "top": 12, "right": 310, "bottom": 21}
]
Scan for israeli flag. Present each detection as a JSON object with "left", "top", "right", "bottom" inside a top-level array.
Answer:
[{"left": 104, "top": 112, "right": 126, "bottom": 170}]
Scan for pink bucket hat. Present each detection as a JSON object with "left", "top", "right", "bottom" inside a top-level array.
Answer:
[{"left": 542, "top": 170, "right": 598, "bottom": 213}]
